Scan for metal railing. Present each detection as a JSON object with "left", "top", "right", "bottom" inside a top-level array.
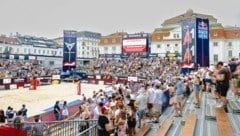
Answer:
[{"left": 6, "top": 119, "right": 98, "bottom": 136}]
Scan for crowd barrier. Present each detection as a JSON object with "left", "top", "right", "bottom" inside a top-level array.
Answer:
[
  {"left": 84, "top": 74, "right": 147, "bottom": 85},
  {"left": 0, "top": 75, "right": 61, "bottom": 91}
]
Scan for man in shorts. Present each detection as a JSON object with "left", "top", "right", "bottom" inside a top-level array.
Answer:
[
  {"left": 216, "top": 63, "right": 231, "bottom": 111},
  {"left": 135, "top": 88, "right": 148, "bottom": 128}
]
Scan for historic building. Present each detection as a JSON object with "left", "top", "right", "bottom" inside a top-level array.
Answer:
[
  {"left": 151, "top": 9, "right": 240, "bottom": 64},
  {"left": 0, "top": 34, "right": 62, "bottom": 68}
]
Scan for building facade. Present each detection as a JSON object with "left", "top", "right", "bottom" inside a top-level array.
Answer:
[
  {"left": 54, "top": 31, "right": 101, "bottom": 66},
  {"left": 99, "top": 32, "right": 125, "bottom": 58},
  {"left": 0, "top": 34, "right": 63, "bottom": 69},
  {"left": 151, "top": 9, "right": 240, "bottom": 64}
]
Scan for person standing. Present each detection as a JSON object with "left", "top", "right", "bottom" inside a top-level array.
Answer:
[
  {"left": 61, "top": 101, "right": 69, "bottom": 120},
  {"left": 193, "top": 74, "right": 201, "bottom": 108},
  {"left": 97, "top": 107, "right": 114, "bottom": 136},
  {"left": 174, "top": 77, "right": 185, "bottom": 117},
  {"left": 21, "top": 104, "right": 28, "bottom": 120},
  {"left": 32, "top": 115, "right": 47, "bottom": 136},
  {"left": 135, "top": 88, "right": 148, "bottom": 128},
  {"left": 152, "top": 83, "right": 163, "bottom": 123},
  {"left": 53, "top": 101, "right": 61, "bottom": 121}
]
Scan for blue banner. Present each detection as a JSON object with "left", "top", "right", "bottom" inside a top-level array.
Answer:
[
  {"left": 196, "top": 18, "right": 209, "bottom": 67},
  {"left": 63, "top": 30, "right": 77, "bottom": 72},
  {"left": 181, "top": 20, "right": 195, "bottom": 68}
]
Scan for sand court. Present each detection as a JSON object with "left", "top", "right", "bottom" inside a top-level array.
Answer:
[{"left": 0, "top": 82, "right": 107, "bottom": 117}]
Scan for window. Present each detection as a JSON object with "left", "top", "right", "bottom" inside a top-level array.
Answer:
[
  {"left": 214, "top": 32, "right": 218, "bottom": 37},
  {"left": 104, "top": 47, "right": 108, "bottom": 51},
  {"left": 214, "top": 54, "right": 218, "bottom": 64},
  {"left": 175, "top": 44, "right": 178, "bottom": 47},
  {"left": 0, "top": 47, "right": 2, "bottom": 52},
  {"left": 228, "top": 50, "right": 232, "bottom": 58},
  {"left": 49, "top": 61, "right": 54, "bottom": 65},
  {"left": 82, "top": 51, "right": 84, "bottom": 55},
  {"left": 157, "top": 44, "right": 161, "bottom": 48},
  {"left": 112, "top": 38, "right": 116, "bottom": 43},
  {"left": 28, "top": 49, "right": 31, "bottom": 54},
  {"left": 51, "top": 51, "right": 54, "bottom": 55},
  {"left": 34, "top": 49, "right": 36, "bottom": 53},
  {"left": 112, "top": 46, "right": 116, "bottom": 50},
  {"left": 173, "top": 34, "right": 176, "bottom": 38},
  {"left": 38, "top": 49, "right": 41, "bottom": 54},
  {"left": 176, "top": 34, "right": 179, "bottom": 38},
  {"left": 24, "top": 48, "right": 27, "bottom": 53},
  {"left": 47, "top": 50, "right": 49, "bottom": 55},
  {"left": 87, "top": 47, "right": 89, "bottom": 50},
  {"left": 43, "top": 50, "right": 45, "bottom": 54},
  {"left": 16, "top": 48, "right": 19, "bottom": 53},
  {"left": 228, "top": 42, "right": 232, "bottom": 47},
  {"left": 213, "top": 42, "right": 218, "bottom": 47},
  {"left": 104, "top": 39, "right": 108, "bottom": 44}
]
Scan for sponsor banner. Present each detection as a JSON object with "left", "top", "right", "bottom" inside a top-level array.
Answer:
[
  {"left": 88, "top": 80, "right": 98, "bottom": 84},
  {"left": 9, "top": 55, "right": 14, "bottom": 59},
  {"left": 29, "top": 56, "right": 36, "bottom": 60},
  {"left": 104, "top": 82, "right": 112, "bottom": 85},
  {"left": 128, "top": 76, "right": 138, "bottom": 82},
  {"left": 181, "top": 20, "right": 195, "bottom": 68},
  {"left": 122, "top": 38, "right": 147, "bottom": 53},
  {"left": 63, "top": 30, "right": 77, "bottom": 72},
  {"left": 166, "top": 53, "right": 177, "bottom": 58},
  {"left": 3, "top": 78, "right": 11, "bottom": 84},
  {"left": 52, "top": 75, "right": 60, "bottom": 80},
  {"left": 19, "top": 55, "right": 25, "bottom": 60},
  {"left": 10, "top": 84, "right": 17, "bottom": 89},
  {"left": 24, "top": 83, "right": 30, "bottom": 88},
  {"left": 149, "top": 53, "right": 158, "bottom": 57},
  {"left": 87, "top": 75, "right": 95, "bottom": 79},
  {"left": 96, "top": 75, "right": 101, "bottom": 80},
  {"left": 196, "top": 18, "right": 210, "bottom": 67},
  {"left": 14, "top": 78, "right": 24, "bottom": 83}
]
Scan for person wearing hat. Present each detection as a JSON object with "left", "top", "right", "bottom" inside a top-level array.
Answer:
[{"left": 97, "top": 107, "right": 114, "bottom": 136}]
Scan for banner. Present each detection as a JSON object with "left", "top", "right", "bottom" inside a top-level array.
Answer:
[
  {"left": 63, "top": 30, "right": 77, "bottom": 72},
  {"left": 181, "top": 20, "right": 195, "bottom": 68},
  {"left": 196, "top": 18, "right": 210, "bottom": 67}
]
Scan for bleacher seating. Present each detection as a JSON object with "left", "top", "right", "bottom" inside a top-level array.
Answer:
[
  {"left": 155, "top": 119, "right": 173, "bottom": 136},
  {"left": 180, "top": 113, "right": 197, "bottom": 136},
  {"left": 134, "top": 124, "right": 152, "bottom": 136},
  {"left": 215, "top": 108, "right": 234, "bottom": 136}
]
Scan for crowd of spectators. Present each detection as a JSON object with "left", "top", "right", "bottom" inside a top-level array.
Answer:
[
  {"left": 1, "top": 55, "right": 240, "bottom": 135},
  {"left": 82, "top": 55, "right": 181, "bottom": 79},
  {"left": 0, "top": 59, "right": 59, "bottom": 79}
]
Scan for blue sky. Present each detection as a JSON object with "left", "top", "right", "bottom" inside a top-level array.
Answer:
[{"left": 0, "top": 0, "right": 239, "bottom": 38}]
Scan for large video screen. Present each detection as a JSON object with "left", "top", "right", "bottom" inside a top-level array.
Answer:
[{"left": 122, "top": 38, "right": 147, "bottom": 53}]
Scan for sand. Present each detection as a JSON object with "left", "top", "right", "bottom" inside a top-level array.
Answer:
[{"left": 0, "top": 82, "right": 107, "bottom": 117}]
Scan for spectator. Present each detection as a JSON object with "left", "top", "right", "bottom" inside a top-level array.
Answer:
[
  {"left": 13, "top": 110, "right": 24, "bottom": 129},
  {"left": 32, "top": 115, "right": 47, "bottom": 136},
  {"left": 0, "top": 109, "right": 6, "bottom": 123},
  {"left": 21, "top": 104, "right": 28, "bottom": 120},
  {"left": 61, "top": 101, "right": 69, "bottom": 120},
  {"left": 97, "top": 107, "right": 114, "bottom": 136},
  {"left": 53, "top": 101, "right": 61, "bottom": 121}
]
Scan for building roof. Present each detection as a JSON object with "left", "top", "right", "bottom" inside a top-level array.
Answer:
[
  {"left": 0, "top": 35, "right": 21, "bottom": 45},
  {"left": 17, "top": 35, "right": 59, "bottom": 48},
  {"left": 162, "top": 9, "right": 217, "bottom": 26},
  {"left": 99, "top": 32, "right": 126, "bottom": 46}
]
